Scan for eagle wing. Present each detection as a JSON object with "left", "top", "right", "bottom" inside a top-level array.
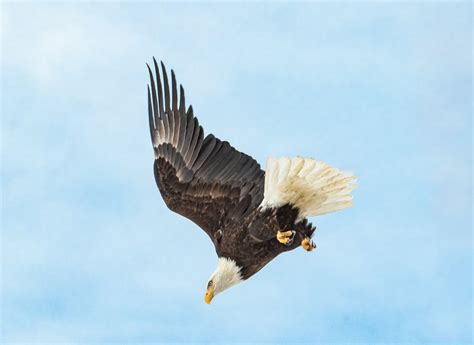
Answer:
[{"left": 147, "top": 59, "right": 264, "bottom": 240}]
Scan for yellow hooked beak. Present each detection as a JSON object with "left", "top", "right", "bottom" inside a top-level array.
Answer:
[{"left": 204, "top": 285, "right": 215, "bottom": 304}]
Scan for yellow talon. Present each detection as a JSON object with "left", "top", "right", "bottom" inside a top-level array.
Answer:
[
  {"left": 302, "top": 237, "right": 316, "bottom": 251},
  {"left": 276, "top": 230, "right": 294, "bottom": 245}
]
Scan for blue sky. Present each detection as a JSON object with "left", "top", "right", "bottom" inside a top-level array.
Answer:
[{"left": 1, "top": 1, "right": 472, "bottom": 344}]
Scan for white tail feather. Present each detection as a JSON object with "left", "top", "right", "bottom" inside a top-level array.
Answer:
[{"left": 261, "top": 156, "right": 357, "bottom": 219}]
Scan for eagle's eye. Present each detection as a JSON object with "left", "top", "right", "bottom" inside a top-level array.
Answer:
[{"left": 207, "top": 280, "right": 213, "bottom": 288}]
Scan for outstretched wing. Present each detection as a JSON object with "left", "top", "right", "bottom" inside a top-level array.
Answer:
[{"left": 147, "top": 59, "right": 264, "bottom": 240}]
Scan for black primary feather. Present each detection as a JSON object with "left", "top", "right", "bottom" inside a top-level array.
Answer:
[{"left": 148, "top": 59, "right": 265, "bottom": 239}]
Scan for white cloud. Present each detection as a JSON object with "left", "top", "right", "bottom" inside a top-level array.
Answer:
[
  {"left": 2, "top": 3, "right": 145, "bottom": 86},
  {"left": 1, "top": 1, "right": 471, "bottom": 343}
]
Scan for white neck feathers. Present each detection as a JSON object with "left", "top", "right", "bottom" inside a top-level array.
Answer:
[{"left": 210, "top": 257, "right": 243, "bottom": 295}]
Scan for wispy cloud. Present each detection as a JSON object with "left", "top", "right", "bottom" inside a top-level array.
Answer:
[{"left": 1, "top": 1, "right": 471, "bottom": 344}]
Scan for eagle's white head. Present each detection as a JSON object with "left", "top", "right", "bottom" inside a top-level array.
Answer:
[{"left": 204, "top": 257, "right": 243, "bottom": 304}]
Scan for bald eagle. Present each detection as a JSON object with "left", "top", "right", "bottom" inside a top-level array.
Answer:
[{"left": 146, "top": 59, "right": 357, "bottom": 304}]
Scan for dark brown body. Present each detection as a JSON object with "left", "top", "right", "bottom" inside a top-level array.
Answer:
[
  {"left": 216, "top": 205, "right": 315, "bottom": 279},
  {"left": 155, "top": 158, "right": 315, "bottom": 281}
]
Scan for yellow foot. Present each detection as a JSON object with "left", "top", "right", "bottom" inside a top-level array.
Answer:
[
  {"left": 301, "top": 237, "right": 317, "bottom": 251},
  {"left": 276, "top": 230, "right": 295, "bottom": 245}
]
